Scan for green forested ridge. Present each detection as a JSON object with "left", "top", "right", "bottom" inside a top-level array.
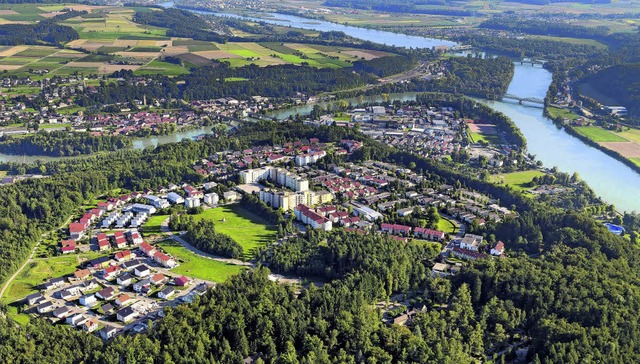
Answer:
[
  {"left": 0, "top": 21, "right": 79, "bottom": 46},
  {"left": 0, "top": 116, "right": 638, "bottom": 362},
  {"left": 579, "top": 63, "right": 640, "bottom": 115},
  {"left": 0, "top": 131, "right": 133, "bottom": 157},
  {"left": 479, "top": 17, "right": 609, "bottom": 40},
  {"left": 133, "top": 8, "right": 227, "bottom": 44}
]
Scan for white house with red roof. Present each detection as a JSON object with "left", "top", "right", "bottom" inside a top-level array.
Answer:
[
  {"left": 115, "top": 250, "right": 132, "bottom": 262},
  {"left": 294, "top": 205, "right": 332, "bottom": 231},
  {"left": 68, "top": 222, "right": 86, "bottom": 240},
  {"left": 184, "top": 185, "right": 204, "bottom": 198},
  {"left": 490, "top": 241, "right": 505, "bottom": 256},
  {"left": 414, "top": 227, "right": 446, "bottom": 242},
  {"left": 140, "top": 242, "right": 156, "bottom": 257},
  {"left": 60, "top": 239, "right": 77, "bottom": 254},
  {"left": 153, "top": 251, "right": 176, "bottom": 268}
]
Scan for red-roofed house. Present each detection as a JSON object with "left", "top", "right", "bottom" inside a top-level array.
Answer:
[
  {"left": 490, "top": 241, "right": 505, "bottom": 256},
  {"left": 115, "top": 250, "right": 132, "bottom": 262},
  {"left": 68, "top": 223, "right": 86, "bottom": 240},
  {"left": 414, "top": 227, "right": 446, "bottom": 242},
  {"left": 103, "top": 265, "right": 121, "bottom": 280},
  {"left": 174, "top": 276, "right": 190, "bottom": 286},
  {"left": 61, "top": 239, "right": 77, "bottom": 254},
  {"left": 140, "top": 242, "right": 156, "bottom": 257},
  {"left": 153, "top": 252, "right": 176, "bottom": 268}
]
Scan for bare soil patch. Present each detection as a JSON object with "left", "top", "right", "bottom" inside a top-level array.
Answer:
[{"left": 600, "top": 142, "right": 640, "bottom": 158}]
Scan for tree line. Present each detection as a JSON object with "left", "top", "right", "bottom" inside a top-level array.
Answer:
[{"left": 0, "top": 130, "right": 132, "bottom": 157}]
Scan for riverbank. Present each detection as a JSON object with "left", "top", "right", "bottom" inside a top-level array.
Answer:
[{"left": 545, "top": 107, "right": 640, "bottom": 176}]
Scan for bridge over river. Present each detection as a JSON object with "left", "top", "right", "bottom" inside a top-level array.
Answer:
[{"left": 502, "top": 94, "right": 545, "bottom": 106}]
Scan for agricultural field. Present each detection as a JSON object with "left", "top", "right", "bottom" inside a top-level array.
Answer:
[
  {"left": 574, "top": 126, "right": 628, "bottom": 143},
  {"left": 490, "top": 170, "right": 546, "bottom": 192},
  {"left": 616, "top": 128, "right": 640, "bottom": 144},
  {"left": 158, "top": 240, "right": 246, "bottom": 282},
  {"left": 0, "top": 5, "right": 395, "bottom": 77},
  {"left": 193, "top": 205, "right": 276, "bottom": 258}
]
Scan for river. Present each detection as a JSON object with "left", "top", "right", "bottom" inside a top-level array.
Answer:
[
  {"left": 3, "top": 4, "right": 639, "bottom": 212},
  {"left": 268, "top": 64, "right": 640, "bottom": 213},
  {"left": 158, "top": 2, "right": 456, "bottom": 49},
  {"left": 0, "top": 126, "right": 214, "bottom": 164}
]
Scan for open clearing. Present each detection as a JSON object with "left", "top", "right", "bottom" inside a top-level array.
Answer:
[
  {"left": 193, "top": 205, "right": 276, "bottom": 259},
  {"left": 491, "top": 170, "right": 545, "bottom": 192},
  {"left": 1, "top": 256, "right": 78, "bottom": 304},
  {"left": 437, "top": 214, "right": 457, "bottom": 234},
  {"left": 158, "top": 240, "right": 245, "bottom": 282}
]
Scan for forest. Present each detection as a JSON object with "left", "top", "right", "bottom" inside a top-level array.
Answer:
[
  {"left": 323, "top": 0, "right": 477, "bottom": 16},
  {"left": 0, "top": 21, "right": 79, "bottom": 46},
  {"left": 77, "top": 57, "right": 418, "bottom": 108},
  {"left": 480, "top": 17, "right": 609, "bottom": 40},
  {"left": 0, "top": 131, "right": 132, "bottom": 157},
  {"left": 578, "top": 63, "right": 640, "bottom": 115},
  {"left": 133, "top": 8, "right": 227, "bottom": 44},
  {"left": 0, "top": 115, "right": 637, "bottom": 362}
]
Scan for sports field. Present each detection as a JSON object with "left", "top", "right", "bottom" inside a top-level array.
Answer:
[
  {"left": 158, "top": 240, "right": 245, "bottom": 282},
  {"left": 193, "top": 205, "right": 276, "bottom": 259}
]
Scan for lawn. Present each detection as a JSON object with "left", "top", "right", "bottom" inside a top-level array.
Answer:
[
  {"left": 143, "top": 214, "right": 169, "bottom": 235},
  {"left": 1, "top": 255, "right": 79, "bottom": 304},
  {"left": 437, "top": 214, "right": 457, "bottom": 234},
  {"left": 193, "top": 205, "right": 276, "bottom": 258},
  {"left": 574, "top": 126, "right": 628, "bottom": 143},
  {"left": 158, "top": 240, "right": 245, "bottom": 282},
  {"left": 491, "top": 170, "right": 545, "bottom": 192}
]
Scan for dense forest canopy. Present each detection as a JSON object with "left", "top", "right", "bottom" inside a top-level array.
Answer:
[
  {"left": 0, "top": 21, "right": 79, "bottom": 46},
  {"left": 133, "top": 8, "right": 227, "bottom": 43},
  {"left": 0, "top": 131, "right": 132, "bottom": 157},
  {"left": 579, "top": 63, "right": 640, "bottom": 115},
  {"left": 479, "top": 17, "right": 609, "bottom": 40}
]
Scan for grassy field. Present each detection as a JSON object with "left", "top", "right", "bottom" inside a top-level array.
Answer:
[
  {"left": 158, "top": 240, "right": 245, "bottom": 282},
  {"left": 631, "top": 158, "right": 640, "bottom": 167},
  {"left": 143, "top": 214, "right": 169, "bottom": 235},
  {"left": 491, "top": 170, "right": 545, "bottom": 192},
  {"left": 616, "top": 128, "right": 640, "bottom": 144},
  {"left": 574, "top": 126, "right": 628, "bottom": 143},
  {"left": 194, "top": 205, "right": 276, "bottom": 259},
  {"left": 469, "top": 131, "right": 500, "bottom": 145},
  {"left": 546, "top": 106, "right": 580, "bottom": 121},
  {"left": 1, "top": 255, "right": 79, "bottom": 304},
  {"left": 437, "top": 214, "right": 457, "bottom": 234}
]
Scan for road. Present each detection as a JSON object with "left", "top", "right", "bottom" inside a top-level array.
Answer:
[{"left": 0, "top": 215, "right": 73, "bottom": 301}]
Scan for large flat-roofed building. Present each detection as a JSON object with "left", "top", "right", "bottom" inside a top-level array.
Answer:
[{"left": 239, "top": 166, "right": 309, "bottom": 192}]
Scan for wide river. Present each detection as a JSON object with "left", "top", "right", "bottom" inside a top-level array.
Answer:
[{"left": 2, "top": 5, "right": 639, "bottom": 212}]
